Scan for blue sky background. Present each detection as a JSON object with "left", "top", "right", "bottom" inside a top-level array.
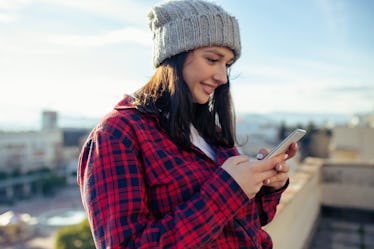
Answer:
[{"left": 0, "top": 0, "right": 373, "bottom": 129}]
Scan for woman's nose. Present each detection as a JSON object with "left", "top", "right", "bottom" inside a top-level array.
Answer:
[{"left": 213, "top": 66, "right": 228, "bottom": 85}]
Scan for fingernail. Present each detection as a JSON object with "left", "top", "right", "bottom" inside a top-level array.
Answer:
[
  {"left": 276, "top": 164, "right": 282, "bottom": 171},
  {"left": 256, "top": 153, "right": 264, "bottom": 160},
  {"left": 284, "top": 154, "right": 289, "bottom": 159},
  {"left": 263, "top": 179, "right": 270, "bottom": 185}
]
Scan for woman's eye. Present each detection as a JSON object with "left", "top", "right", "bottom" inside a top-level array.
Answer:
[{"left": 206, "top": 58, "right": 218, "bottom": 63}]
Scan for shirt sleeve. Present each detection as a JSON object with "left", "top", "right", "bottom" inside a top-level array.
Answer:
[
  {"left": 77, "top": 129, "right": 250, "bottom": 249},
  {"left": 254, "top": 180, "right": 289, "bottom": 226}
]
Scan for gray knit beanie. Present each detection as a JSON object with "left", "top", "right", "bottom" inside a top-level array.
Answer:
[{"left": 148, "top": 0, "right": 241, "bottom": 68}]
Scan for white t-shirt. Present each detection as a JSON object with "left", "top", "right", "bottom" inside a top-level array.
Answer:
[{"left": 190, "top": 124, "right": 217, "bottom": 161}]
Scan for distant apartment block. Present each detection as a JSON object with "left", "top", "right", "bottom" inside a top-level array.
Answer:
[
  {"left": 0, "top": 109, "right": 91, "bottom": 174},
  {"left": 331, "top": 126, "right": 374, "bottom": 161},
  {"left": 42, "top": 110, "right": 58, "bottom": 130},
  {"left": 0, "top": 127, "right": 91, "bottom": 174},
  {"left": 329, "top": 113, "right": 374, "bottom": 161},
  {"left": 0, "top": 130, "right": 63, "bottom": 173}
]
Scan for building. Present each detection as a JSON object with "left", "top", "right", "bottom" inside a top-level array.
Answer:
[
  {"left": 330, "top": 126, "right": 374, "bottom": 161},
  {"left": 0, "top": 130, "right": 63, "bottom": 174},
  {"left": 0, "top": 114, "right": 90, "bottom": 201},
  {"left": 42, "top": 111, "right": 58, "bottom": 130},
  {"left": 348, "top": 112, "right": 374, "bottom": 128}
]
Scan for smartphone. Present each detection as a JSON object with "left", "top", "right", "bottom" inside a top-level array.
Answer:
[{"left": 264, "top": 128, "right": 307, "bottom": 159}]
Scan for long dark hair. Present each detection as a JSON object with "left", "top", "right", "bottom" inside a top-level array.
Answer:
[{"left": 133, "top": 52, "right": 237, "bottom": 150}]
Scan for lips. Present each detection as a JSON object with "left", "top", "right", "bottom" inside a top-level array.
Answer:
[{"left": 201, "top": 83, "right": 216, "bottom": 95}]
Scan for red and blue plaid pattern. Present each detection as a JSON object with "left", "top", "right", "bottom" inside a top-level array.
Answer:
[{"left": 77, "top": 95, "right": 286, "bottom": 248}]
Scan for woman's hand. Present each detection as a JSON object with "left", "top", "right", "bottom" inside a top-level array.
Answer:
[
  {"left": 257, "top": 142, "right": 299, "bottom": 190},
  {"left": 221, "top": 153, "right": 289, "bottom": 199}
]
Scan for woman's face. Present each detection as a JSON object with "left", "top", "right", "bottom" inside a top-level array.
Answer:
[{"left": 182, "top": 46, "right": 234, "bottom": 104}]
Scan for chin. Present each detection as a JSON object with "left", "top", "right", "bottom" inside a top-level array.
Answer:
[
  {"left": 196, "top": 98, "right": 209, "bottom": 105},
  {"left": 192, "top": 93, "right": 211, "bottom": 105}
]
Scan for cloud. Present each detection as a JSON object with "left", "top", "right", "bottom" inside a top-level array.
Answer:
[
  {"left": 0, "top": 0, "right": 155, "bottom": 26},
  {"left": 46, "top": 27, "right": 152, "bottom": 47},
  {"left": 0, "top": 12, "right": 18, "bottom": 23},
  {"left": 235, "top": 58, "right": 346, "bottom": 87},
  {"left": 35, "top": 0, "right": 153, "bottom": 24},
  {"left": 0, "top": 0, "right": 32, "bottom": 9},
  {"left": 327, "top": 85, "right": 374, "bottom": 93},
  {"left": 0, "top": 0, "right": 32, "bottom": 23},
  {"left": 231, "top": 81, "right": 373, "bottom": 115},
  {"left": 316, "top": 0, "right": 349, "bottom": 40},
  {"left": 325, "top": 84, "right": 374, "bottom": 108},
  {"left": 231, "top": 55, "right": 374, "bottom": 114}
]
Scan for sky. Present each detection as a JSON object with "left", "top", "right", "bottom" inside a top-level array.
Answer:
[{"left": 1, "top": 0, "right": 374, "bottom": 130}]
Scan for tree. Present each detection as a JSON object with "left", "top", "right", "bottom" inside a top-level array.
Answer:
[{"left": 55, "top": 219, "right": 95, "bottom": 249}]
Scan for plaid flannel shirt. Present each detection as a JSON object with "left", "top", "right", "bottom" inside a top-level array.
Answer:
[{"left": 77, "top": 95, "right": 287, "bottom": 249}]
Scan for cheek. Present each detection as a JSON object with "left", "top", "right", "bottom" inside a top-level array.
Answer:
[{"left": 182, "top": 67, "right": 198, "bottom": 91}]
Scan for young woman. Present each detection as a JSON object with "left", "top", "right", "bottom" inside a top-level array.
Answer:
[{"left": 77, "top": 0, "right": 297, "bottom": 248}]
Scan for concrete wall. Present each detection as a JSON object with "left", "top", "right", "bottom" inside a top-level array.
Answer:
[
  {"left": 263, "top": 158, "right": 374, "bottom": 249},
  {"left": 321, "top": 160, "right": 374, "bottom": 210},
  {"left": 264, "top": 158, "right": 323, "bottom": 249}
]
